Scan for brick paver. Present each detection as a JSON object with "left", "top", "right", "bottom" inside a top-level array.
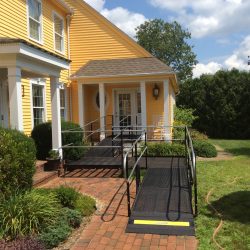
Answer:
[{"left": 40, "top": 173, "right": 198, "bottom": 250}]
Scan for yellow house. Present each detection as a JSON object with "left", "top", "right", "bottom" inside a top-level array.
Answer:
[{"left": 0, "top": 0, "right": 178, "bottom": 153}]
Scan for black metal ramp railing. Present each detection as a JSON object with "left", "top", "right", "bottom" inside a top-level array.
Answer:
[{"left": 123, "top": 126, "right": 197, "bottom": 236}]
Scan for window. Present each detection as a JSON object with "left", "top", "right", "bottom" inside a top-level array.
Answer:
[
  {"left": 54, "top": 14, "right": 64, "bottom": 52},
  {"left": 28, "top": 0, "right": 42, "bottom": 42},
  {"left": 60, "top": 89, "right": 66, "bottom": 120},
  {"left": 32, "top": 83, "right": 45, "bottom": 126}
]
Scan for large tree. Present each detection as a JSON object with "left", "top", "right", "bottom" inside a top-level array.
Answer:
[{"left": 136, "top": 19, "right": 197, "bottom": 81}]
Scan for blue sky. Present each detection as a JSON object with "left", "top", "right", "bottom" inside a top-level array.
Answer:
[{"left": 85, "top": 0, "right": 250, "bottom": 77}]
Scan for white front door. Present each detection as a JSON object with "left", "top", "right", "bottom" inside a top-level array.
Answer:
[
  {"left": 0, "top": 80, "right": 9, "bottom": 128},
  {"left": 114, "top": 89, "right": 141, "bottom": 130}
]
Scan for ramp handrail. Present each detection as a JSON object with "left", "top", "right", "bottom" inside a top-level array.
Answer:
[
  {"left": 185, "top": 126, "right": 198, "bottom": 216},
  {"left": 123, "top": 131, "right": 148, "bottom": 216}
]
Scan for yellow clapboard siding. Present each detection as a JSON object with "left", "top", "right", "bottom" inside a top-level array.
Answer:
[{"left": 0, "top": 0, "right": 69, "bottom": 58}]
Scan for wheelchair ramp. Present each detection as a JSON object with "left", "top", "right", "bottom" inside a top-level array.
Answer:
[{"left": 126, "top": 157, "right": 195, "bottom": 236}]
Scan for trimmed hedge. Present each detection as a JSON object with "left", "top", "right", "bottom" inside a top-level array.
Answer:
[
  {"left": 0, "top": 128, "right": 36, "bottom": 198},
  {"left": 146, "top": 142, "right": 186, "bottom": 157},
  {"left": 31, "top": 121, "right": 84, "bottom": 160},
  {"left": 193, "top": 140, "right": 217, "bottom": 158}
]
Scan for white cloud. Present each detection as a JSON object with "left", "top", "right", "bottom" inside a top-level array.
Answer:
[
  {"left": 193, "top": 62, "right": 222, "bottom": 78},
  {"left": 101, "top": 7, "right": 147, "bottom": 37},
  {"left": 193, "top": 35, "right": 250, "bottom": 77},
  {"left": 84, "top": 0, "right": 147, "bottom": 37},
  {"left": 225, "top": 35, "right": 250, "bottom": 70},
  {"left": 149, "top": 0, "right": 250, "bottom": 38},
  {"left": 84, "top": 0, "right": 105, "bottom": 11}
]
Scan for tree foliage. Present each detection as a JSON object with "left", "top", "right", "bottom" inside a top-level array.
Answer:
[
  {"left": 135, "top": 19, "right": 197, "bottom": 81},
  {"left": 177, "top": 69, "right": 250, "bottom": 139}
]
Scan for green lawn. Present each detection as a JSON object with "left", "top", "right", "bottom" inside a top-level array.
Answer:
[{"left": 196, "top": 140, "right": 250, "bottom": 250}]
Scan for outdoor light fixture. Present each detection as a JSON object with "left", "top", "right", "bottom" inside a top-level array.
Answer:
[{"left": 153, "top": 84, "right": 160, "bottom": 100}]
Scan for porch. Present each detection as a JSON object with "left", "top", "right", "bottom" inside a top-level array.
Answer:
[
  {"left": 71, "top": 57, "right": 178, "bottom": 142},
  {"left": 0, "top": 38, "right": 70, "bottom": 154}
]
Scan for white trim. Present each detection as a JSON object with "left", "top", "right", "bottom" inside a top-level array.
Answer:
[
  {"left": 53, "top": 11, "right": 65, "bottom": 55},
  {"left": 163, "top": 79, "right": 171, "bottom": 140},
  {"left": 30, "top": 79, "right": 46, "bottom": 129},
  {"left": 140, "top": 81, "right": 147, "bottom": 129},
  {"left": 71, "top": 71, "right": 175, "bottom": 80},
  {"left": 59, "top": 84, "right": 68, "bottom": 121},
  {"left": 8, "top": 67, "right": 23, "bottom": 131},
  {"left": 27, "top": 0, "right": 44, "bottom": 44},
  {"left": 50, "top": 76, "right": 62, "bottom": 155},
  {"left": 99, "top": 83, "right": 105, "bottom": 140},
  {"left": 0, "top": 43, "right": 70, "bottom": 70},
  {"left": 78, "top": 83, "right": 84, "bottom": 127}
]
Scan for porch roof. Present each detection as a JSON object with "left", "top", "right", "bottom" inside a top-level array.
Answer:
[
  {"left": 0, "top": 38, "right": 71, "bottom": 63},
  {"left": 71, "top": 57, "right": 175, "bottom": 78}
]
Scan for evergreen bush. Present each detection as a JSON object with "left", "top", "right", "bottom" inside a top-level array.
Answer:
[
  {"left": 193, "top": 140, "right": 217, "bottom": 158},
  {"left": 0, "top": 128, "right": 36, "bottom": 198},
  {"left": 31, "top": 121, "right": 84, "bottom": 160}
]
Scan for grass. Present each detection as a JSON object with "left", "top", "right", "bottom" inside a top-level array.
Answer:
[{"left": 196, "top": 140, "right": 250, "bottom": 250}]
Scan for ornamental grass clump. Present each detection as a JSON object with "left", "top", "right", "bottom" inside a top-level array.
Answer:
[{"left": 0, "top": 190, "right": 60, "bottom": 240}]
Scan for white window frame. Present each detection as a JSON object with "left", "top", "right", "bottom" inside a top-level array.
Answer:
[
  {"left": 30, "top": 79, "right": 46, "bottom": 128},
  {"left": 53, "top": 11, "right": 65, "bottom": 54},
  {"left": 27, "top": 0, "right": 43, "bottom": 44},
  {"left": 59, "top": 84, "right": 67, "bottom": 121}
]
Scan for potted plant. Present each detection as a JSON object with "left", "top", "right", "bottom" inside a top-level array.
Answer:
[{"left": 44, "top": 149, "right": 61, "bottom": 172}]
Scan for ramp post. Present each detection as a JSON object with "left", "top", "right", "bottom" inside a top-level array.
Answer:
[
  {"left": 126, "top": 157, "right": 131, "bottom": 217},
  {"left": 136, "top": 164, "right": 141, "bottom": 194}
]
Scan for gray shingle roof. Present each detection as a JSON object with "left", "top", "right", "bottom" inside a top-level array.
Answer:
[{"left": 71, "top": 57, "right": 174, "bottom": 78}]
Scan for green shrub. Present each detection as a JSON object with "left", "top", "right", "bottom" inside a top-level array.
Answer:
[
  {"left": 75, "top": 195, "right": 96, "bottom": 216},
  {"left": 31, "top": 121, "right": 84, "bottom": 160},
  {"left": 38, "top": 220, "right": 71, "bottom": 249},
  {"left": 0, "top": 128, "right": 36, "bottom": 198},
  {"left": 190, "top": 129, "right": 208, "bottom": 140},
  {"left": 0, "top": 191, "right": 60, "bottom": 240},
  {"left": 54, "top": 186, "right": 80, "bottom": 209},
  {"left": 146, "top": 142, "right": 186, "bottom": 157},
  {"left": 193, "top": 140, "right": 217, "bottom": 158},
  {"left": 62, "top": 208, "right": 82, "bottom": 228}
]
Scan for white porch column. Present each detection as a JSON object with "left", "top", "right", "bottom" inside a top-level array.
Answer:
[
  {"left": 140, "top": 81, "right": 147, "bottom": 134},
  {"left": 78, "top": 83, "right": 85, "bottom": 127},
  {"left": 99, "top": 83, "right": 105, "bottom": 140},
  {"left": 50, "top": 76, "right": 62, "bottom": 156},
  {"left": 163, "top": 79, "right": 171, "bottom": 140},
  {"left": 8, "top": 67, "right": 23, "bottom": 131}
]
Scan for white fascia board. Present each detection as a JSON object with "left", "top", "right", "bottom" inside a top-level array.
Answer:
[
  {"left": 0, "top": 43, "right": 70, "bottom": 70},
  {"left": 71, "top": 71, "right": 175, "bottom": 80},
  {"left": 19, "top": 44, "right": 70, "bottom": 69}
]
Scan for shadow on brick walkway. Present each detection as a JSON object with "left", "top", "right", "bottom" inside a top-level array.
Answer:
[{"left": 40, "top": 174, "right": 198, "bottom": 250}]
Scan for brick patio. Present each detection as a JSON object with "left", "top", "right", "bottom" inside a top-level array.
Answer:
[{"left": 40, "top": 174, "right": 198, "bottom": 250}]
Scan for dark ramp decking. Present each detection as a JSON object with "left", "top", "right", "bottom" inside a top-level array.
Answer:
[
  {"left": 65, "top": 137, "right": 122, "bottom": 169},
  {"left": 126, "top": 157, "right": 195, "bottom": 236}
]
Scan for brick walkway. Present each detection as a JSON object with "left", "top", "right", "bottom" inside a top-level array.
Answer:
[{"left": 40, "top": 174, "right": 198, "bottom": 250}]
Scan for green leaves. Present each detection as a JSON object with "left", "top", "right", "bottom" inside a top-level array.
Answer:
[
  {"left": 0, "top": 128, "right": 36, "bottom": 198},
  {"left": 177, "top": 69, "right": 250, "bottom": 139},
  {"left": 136, "top": 19, "right": 197, "bottom": 82}
]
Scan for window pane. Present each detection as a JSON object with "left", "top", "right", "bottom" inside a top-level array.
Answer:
[
  {"left": 32, "top": 84, "right": 44, "bottom": 126},
  {"left": 29, "top": 19, "right": 40, "bottom": 40},
  {"left": 54, "top": 16, "right": 63, "bottom": 35},
  {"left": 55, "top": 34, "right": 63, "bottom": 51},
  {"left": 60, "top": 89, "right": 65, "bottom": 108},
  {"left": 29, "top": 0, "right": 41, "bottom": 21}
]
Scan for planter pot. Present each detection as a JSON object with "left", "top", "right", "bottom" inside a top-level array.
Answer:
[{"left": 44, "top": 158, "right": 61, "bottom": 171}]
